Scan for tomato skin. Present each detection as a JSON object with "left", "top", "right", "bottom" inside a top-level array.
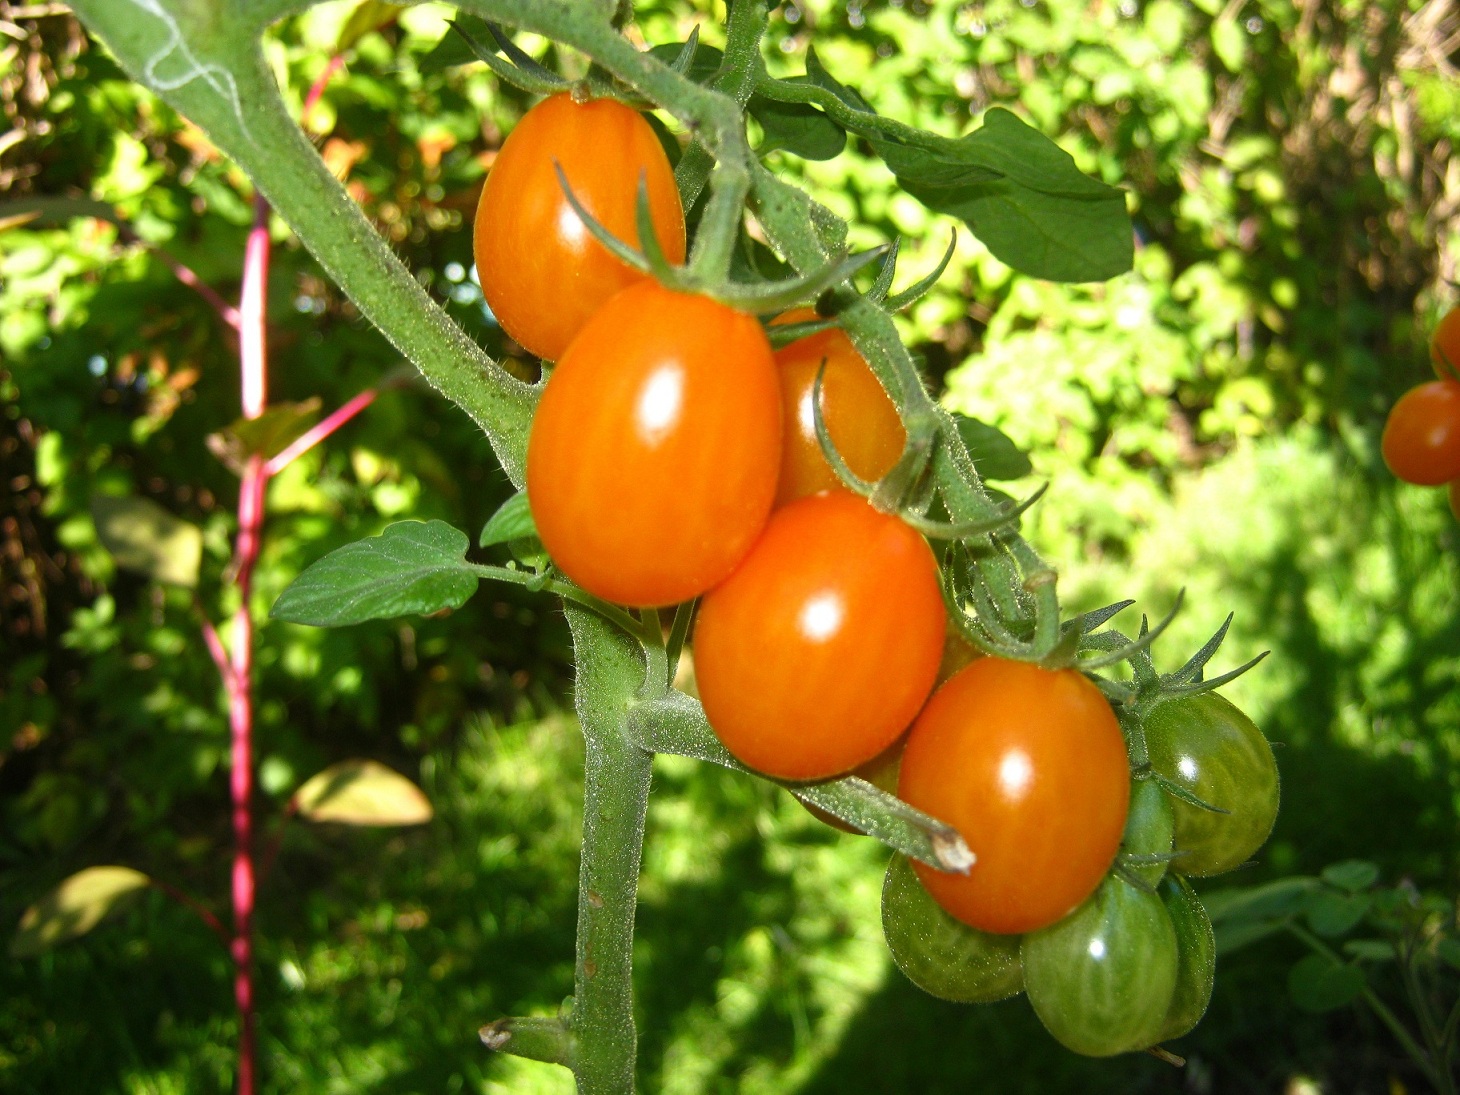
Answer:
[
  {"left": 1022, "top": 875, "right": 1179, "bottom": 1057},
  {"left": 882, "top": 853, "right": 1023, "bottom": 1004},
  {"left": 1143, "top": 692, "right": 1279, "bottom": 877},
  {"left": 1381, "top": 380, "right": 1460, "bottom": 486},
  {"left": 1432, "top": 305, "right": 1460, "bottom": 380},
  {"left": 694, "top": 490, "right": 946, "bottom": 781},
  {"left": 771, "top": 312, "right": 905, "bottom": 503},
  {"left": 899, "top": 658, "right": 1130, "bottom": 935},
  {"left": 1158, "top": 874, "right": 1216, "bottom": 1043},
  {"left": 474, "top": 93, "right": 686, "bottom": 361},
  {"left": 526, "top": 281, "right": 780, "bottom": 608}
]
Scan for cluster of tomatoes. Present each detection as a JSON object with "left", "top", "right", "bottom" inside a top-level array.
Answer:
[
  {"left": 474, "top": 89, "right": 1281, "bottom": 1058},
  {"left": 1382, "top": 305, "right": 1460, "bottom": 518}
]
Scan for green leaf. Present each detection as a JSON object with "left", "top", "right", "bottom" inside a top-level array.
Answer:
[
  {"left": 0, "top": 196, "right": 120, "bottom": 229},
  {"left": 953, "top": 414, "right": 1033, "bottom": 480},
  {"left": 420, "top": 18, "right": 480, "bottom": 71},
  {"left": 12, "top": 866, "right": 151, "bottom": 957},
  {"left": 875, "top": 110, "right": 1132, "bottom": 283},
  {"left": 90, "top": 494, "right": 202, "bottom": 588},
  {"left": 1343, "top": 939, "right": 1396, "bottom": 962},
  {"left": 479, "top": 490, "right": 538, "bottom": 548},
  {"left": 1305, "top": 891, "right": 1371, "bottom": 938},
  {"left": 1202, "top": 876, "right": 1320, "bottom": 923},
  {"left": 647, "top": 41, "right": 723, "bottom": 85},
  {"left": 1288, "top": 954, "right": 1365, "bottom": 1013},
  {"left": 1321, "top": 860, "right": 1380, "bottom": 892},
  {"left": 270, "top": 520, "right": 479, "bottom": 627},
  {"left": 748, "top": 92, "right": 846, "bottom": 161},
  {"left": 1211, "top": 18, "right": 1247, "bottom": 73},
  {"left": 293, "top": 759, "right": 433, "bottom": 826},
  {"left": 336, "top": 0, "right": 402, "bottom": 53},
  {"left": 206, "top": 399, "right": 321, "bottom": 473},
  {"left": 1213, "top": 917, "right": 1285, "bottom": 956}
]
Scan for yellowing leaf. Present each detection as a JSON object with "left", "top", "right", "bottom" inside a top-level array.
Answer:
[
  {"left": 12, "top": 866, "right": 151, "bottom": 957},
  {"left": 294, "top": 759, "right": 433, "bottom": 826}
]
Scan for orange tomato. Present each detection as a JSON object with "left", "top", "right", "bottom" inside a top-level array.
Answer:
[
  {"left": 1381, "top": 380, "right": 1460, "bottom": 486},
  {"left": 474, "top": 93, "right": 685, "bottom": 361},
  {"left": 1432, "top": 305, "right": 1460, "bottom": 380},
  {"left": 694, "top": 490, "right": 946, "bottom": 781},
  {"left": 771, "top": 310, "right": 905, "bottom": 504},
  {"left": 898, "top": 657, "right": 1130, "bottom": 935}
]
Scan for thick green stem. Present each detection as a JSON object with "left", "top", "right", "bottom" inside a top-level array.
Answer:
[{"left": 565, "top": 606, "right": 654, "bottom": 1095}]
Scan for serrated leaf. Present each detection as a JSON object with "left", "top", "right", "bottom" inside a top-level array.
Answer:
[
  {"left": 1288, "top": 954, "right": 1365, "bottom": 1013},
  {"left": 1305, "top": 891, "right": 1371, "bottom": 938},
  {"left": 1321, "top": 860, "right": 1380, "bottom": 892},
  {"left": 479, "top": 490, "right": 537, "bottom": 548},
  {"left": 748, "top": 92, "right": 846, "bottom": 161},
  {"left": 90, "top": 494, "right": 202, "bottom": 588},
  {"left": 1203, "top": 877, "right": 1320, "bottom": 923},
  {"left": 294, "top": 759, "right": 432, "bottom": 826},
  {"left": 336, "top": 0, "right": 402, "bottom": 53},
  {"left": 952, "top": 414, "right": 1033, "bottom": 480},
  {"left": 270, "top": 520, "right": 479, "bottom": 627},
  {"left": 12, "top": 866, "right": 151, "bottom": 957},
  {"left": 206, "top": 399, "right": 322, "bottom": 473}
]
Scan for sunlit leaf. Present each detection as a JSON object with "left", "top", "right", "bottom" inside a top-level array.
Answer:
[
  {"left": 337, "top": 0, "right": 402, "bottom": 53},
  {"left": 270, "top": 520, "right": 479, "bottom": 627},
  {"left": 294, "top": 759, "right": 433, "bottom": 825},
  {"left": 90, "top": 494, "right": 203, "bottom": 588},
  {"left": 953, "top": 414, "right": 1032, "bottom": 480},
  {"left": 206, "top": 399, "right": 322, "bottom": 473},
  {"left": 11, "top": 866, "right": 151, "bottom": 958}
]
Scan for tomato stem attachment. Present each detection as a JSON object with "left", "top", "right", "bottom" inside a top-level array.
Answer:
[{"left": 1075, "top": 590, "right": 1185, "bottom": 670}]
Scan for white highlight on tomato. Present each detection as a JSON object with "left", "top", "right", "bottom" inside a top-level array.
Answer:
[
  {"left": 799, "top": 591, "right": 844, "bottom": 642},
  {"left": 636, "top": 366, "right": 684, "bottom": 443},
  {"left": 997, "top": 749, "right": 1034, "bottom": 800}
]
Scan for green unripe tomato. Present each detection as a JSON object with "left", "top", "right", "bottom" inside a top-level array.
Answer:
[
  {"left": 1121, "top": 777, "right": 1175, "bottom": 888},
  {"left": 1143, "top": 692, "right": 1279, "bottom": 877},
  {"left": 1158, "top": 874, "right": 1216, "bottom": 1042},
  {"left": 1022, "top": 875, "right": 1178, "bottom": 1057},
  {"left": 881, "top": 854, "right": 1023, "bottom": 1003}
]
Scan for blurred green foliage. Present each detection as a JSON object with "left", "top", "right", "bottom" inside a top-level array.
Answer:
[{"left": 2, "top": 0, "right": 1458, "bottom": 1091}]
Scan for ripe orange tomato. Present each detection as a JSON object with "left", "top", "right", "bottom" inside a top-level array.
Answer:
[
  {"left": 898, "top": 657, "right": 1130, "bottom": 935},
  {"left": 526, "top": 281, "right": 780, "bottom": 607},
  {"left": 474, "top": 92, "right": 686, "bottom": 361},
  {"left": 694, "top": 490, "right": 946, "bottom": 781},
  {"left": 771, "top": 310, "right": 905, "bottom": 504},
  {"left": 1381, "top": 380, "right": 1460, "bottom": 486},
  {"left": 1432, "top": 305, "right": 1460, "bottom": 379}
]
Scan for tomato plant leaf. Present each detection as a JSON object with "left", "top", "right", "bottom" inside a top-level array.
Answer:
[
  {"left": 647, "top": 40, "right": 723, "bottom": 85},
  {"left": 1213, "top": 917, "right": 1286, "bottom": 956},
  {"left": 336, "top": 0, "right": 402, "bottom": 54},
  {"left": 1320, "top": 860, "right": 1380, "bottom": 893},
  {"left": 11, "top": 866, "right": 151, "bottom": 958},
  {"left": 1287, "top": 953, "right": 1366, "bottom": 1013},
  {"left": 270, "top": 520, "right": 479, "bottom": 626},
  {"left": 90, "top": 494, "right": 203, "bottom": 588},
  {"left": 479, "top": 490, "right": 538, "bottom": 548},
  {"left": 953, "top": 413, "right": 1033, "bottom": 480},
  {"left": 1436, "top": 938, "right": 1460, "bottom": 973},
  {"left": 293, "top": 759, "right": 433, "bottom": 826},
  {"left": 748, "top": 92, "right": 846, "bottom": 161}
]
